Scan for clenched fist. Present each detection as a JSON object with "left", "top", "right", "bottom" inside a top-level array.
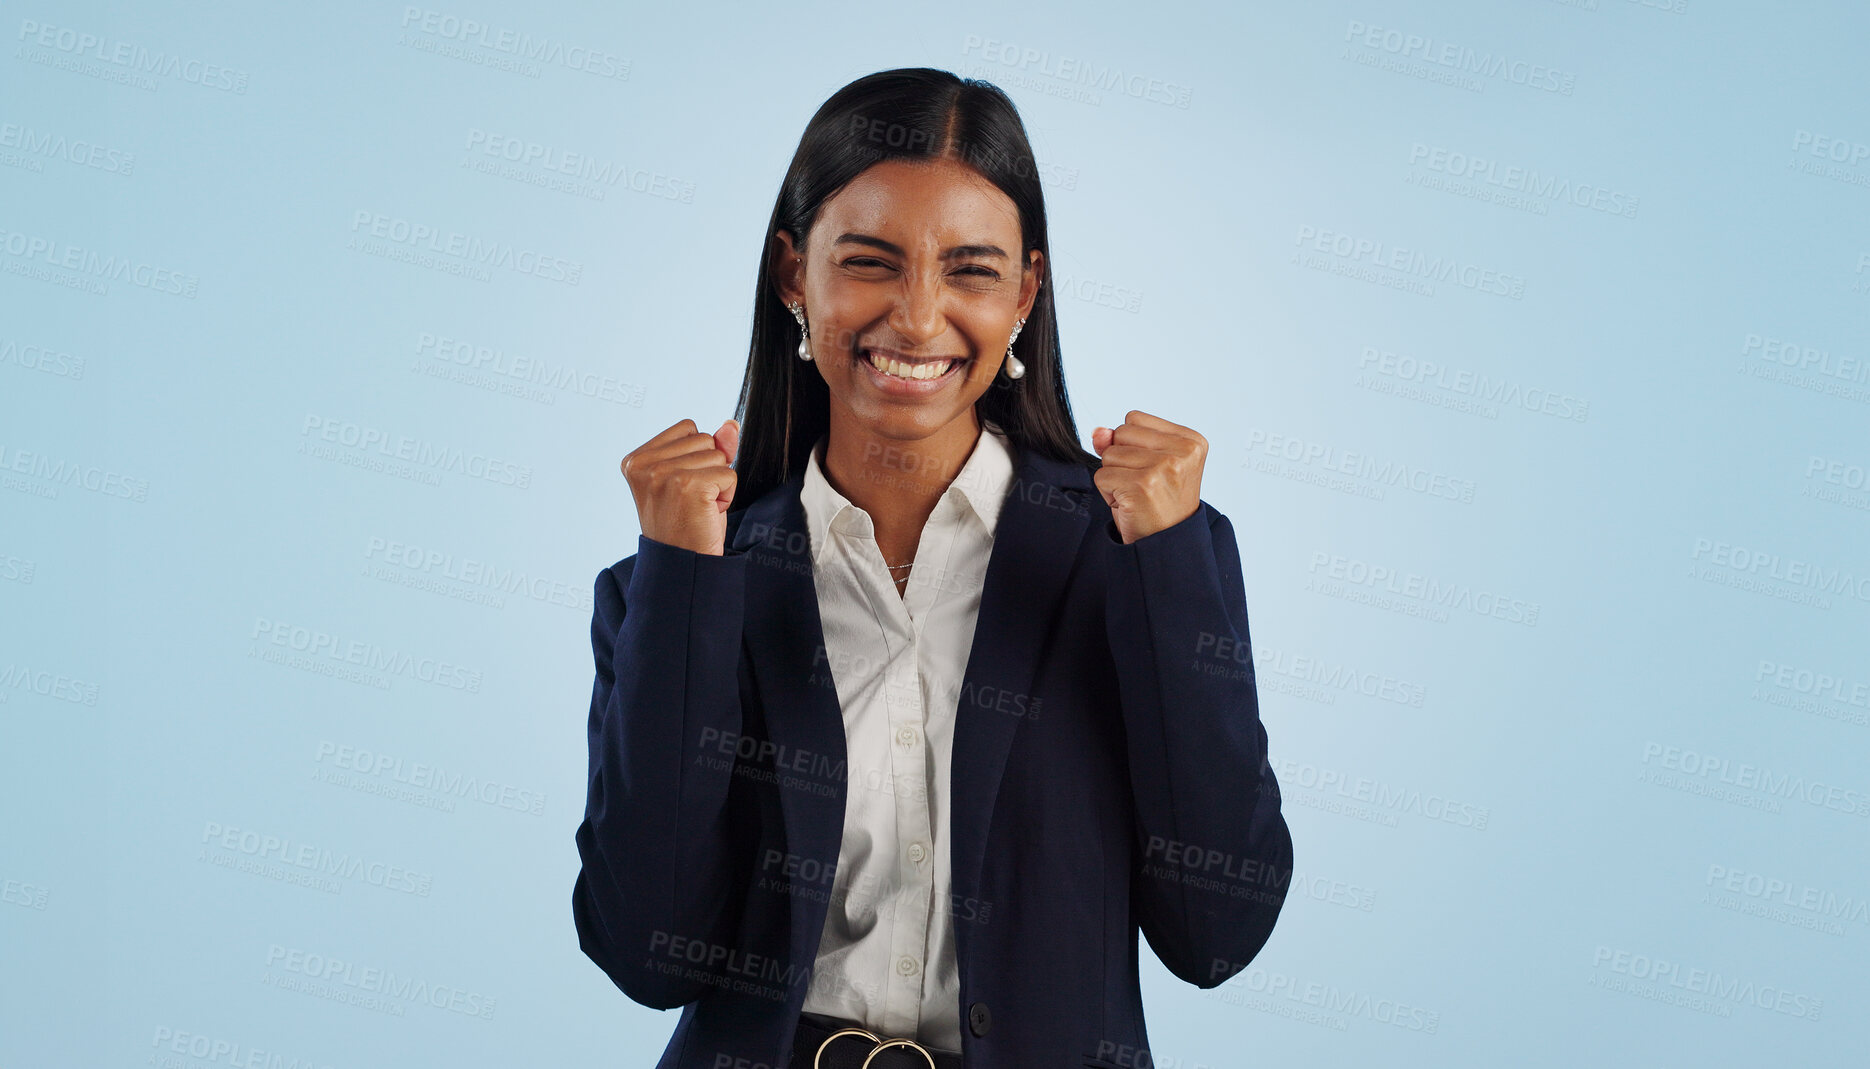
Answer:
[
  {"left": 1090, "top": 410, "right": 1207, "bottom": 545},
  {"left": 620, "top": 418, "right": 740, "bottom": 556}
]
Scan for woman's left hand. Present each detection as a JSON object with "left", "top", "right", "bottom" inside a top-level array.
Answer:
[{"left": 1090, "top": 410, "right": 1207, "bottom": 545}]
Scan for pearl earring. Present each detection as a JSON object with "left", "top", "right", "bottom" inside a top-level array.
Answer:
[
  {"left": 1003, "top": 317, "right": 1026, "bottom": 380},
  {"left": 788, "top": 301, "right": 813, "bottom": 361}
]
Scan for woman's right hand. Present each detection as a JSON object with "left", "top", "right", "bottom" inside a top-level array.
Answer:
[{"left": 620, "top": 418, "right": 740, "bottom": 556}]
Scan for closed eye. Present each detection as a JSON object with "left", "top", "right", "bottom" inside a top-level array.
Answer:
[{"left": 841, "top": 257, "right": 1001, "bottom": 282}]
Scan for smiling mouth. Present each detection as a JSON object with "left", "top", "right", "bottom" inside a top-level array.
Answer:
[{"left": 860, "top": 348, "right": 968, "bottom": 381}]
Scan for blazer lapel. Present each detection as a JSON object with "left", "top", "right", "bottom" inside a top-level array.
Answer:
[
  {"left": 948, "top": 448, "right": 1093, "bottom": 904},
  {"left": 728, "top": 444, "right": 1096, "bottom": 968},
  {"left": 729, "top": 467, "right": 852, "bottom": 977}
]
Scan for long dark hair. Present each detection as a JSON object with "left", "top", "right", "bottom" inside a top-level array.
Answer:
[{"left": 730, "top": 67, "right": 1098, "bottom": 509}]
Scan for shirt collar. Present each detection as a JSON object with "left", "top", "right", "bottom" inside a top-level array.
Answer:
[{"left": 800, "top": 419, "right": 1016, "bottom": 565}]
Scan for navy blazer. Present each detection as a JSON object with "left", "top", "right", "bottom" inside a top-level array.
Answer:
[{"left": 572, "top": 441, "right": 1294, "bottom": 1068}]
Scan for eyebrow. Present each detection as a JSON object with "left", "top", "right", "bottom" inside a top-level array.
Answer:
[{"left": 832, "top": 232, "right": 1009, "bottom": 260}]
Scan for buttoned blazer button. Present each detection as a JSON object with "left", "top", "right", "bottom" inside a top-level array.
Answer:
[{"left": 968, "top": 1001, "right": 991, "bottom": 1036}]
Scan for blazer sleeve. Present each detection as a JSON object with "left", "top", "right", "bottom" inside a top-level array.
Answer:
[
  {"left": 1103, "top": 499, "right": 1295, "bottom": 988},
  {"left": 571, "top": 534, "right": 754, "bottom": 1009}
]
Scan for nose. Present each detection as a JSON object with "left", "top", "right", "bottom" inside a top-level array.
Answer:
[{"left": 886, "top": 268, "right": 945, "bottom": 347}]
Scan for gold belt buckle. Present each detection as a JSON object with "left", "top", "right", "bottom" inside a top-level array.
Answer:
[
  {"left": 813, "top": 1026, "right": 937, "bottom": 1069},
  {"left": 862, "top": 1038, "right": 937, "bottom": 1069}
]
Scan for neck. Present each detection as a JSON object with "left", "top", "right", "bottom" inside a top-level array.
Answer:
[{"left": 820, "top": 411, "right": 984, "bottom": 537}]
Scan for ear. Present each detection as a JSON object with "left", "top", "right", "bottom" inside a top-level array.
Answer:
[
  {"left": 770, "top": 229, "right": 805, "bottom": 309},
  {"left": 1016, "top": 248, "right": 1044, "bottom": 321}
]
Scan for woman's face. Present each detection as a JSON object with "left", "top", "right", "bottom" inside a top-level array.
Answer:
[{"left": 773, "top": 156, "right": 1042, "bottom": 443}]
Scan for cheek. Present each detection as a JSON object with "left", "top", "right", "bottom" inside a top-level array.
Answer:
[
  {"left": 806, "top": 286, "right": 865, "bottom": 346},
  {"left": 819, "top": 314, "right": 867, "bottom": 353},
  {"left": 971, "top": 320, "right": 1011, "bottom": 357},
  {"left": 965, "top": 348, "right": 1002, "bottom": 387}
]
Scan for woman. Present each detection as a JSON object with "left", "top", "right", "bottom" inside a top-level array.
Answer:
[{"left": 573, "top": 68, "right": 1294, "bottom": 1068}]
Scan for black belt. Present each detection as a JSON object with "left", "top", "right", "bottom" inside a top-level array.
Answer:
[{"left": 790, "top": 1012, "right": 963, "bottom": 1069}]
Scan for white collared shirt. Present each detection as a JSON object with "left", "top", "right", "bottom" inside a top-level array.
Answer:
[{"left": 795, "top": 419, "right": 1016, "bottom": 1050}]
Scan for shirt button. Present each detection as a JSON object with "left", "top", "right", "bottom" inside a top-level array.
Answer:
[
  {"left": 896, "top": 956, "right": 919, "bottom": 977},
  {"left": 896, "top": 726, "right": 918, "bottom": 747},
  {"left": 907, "top": 842, "right": 927, "bottom": 864}
]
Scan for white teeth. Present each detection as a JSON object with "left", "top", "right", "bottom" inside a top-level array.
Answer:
[{"left": 868, "top": 352, "right": 953, "bottom": 380}]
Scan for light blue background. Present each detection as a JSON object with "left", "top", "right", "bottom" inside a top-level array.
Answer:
[{"left": 4, "top": 1, "right": 1866, "bottom": 1065}]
